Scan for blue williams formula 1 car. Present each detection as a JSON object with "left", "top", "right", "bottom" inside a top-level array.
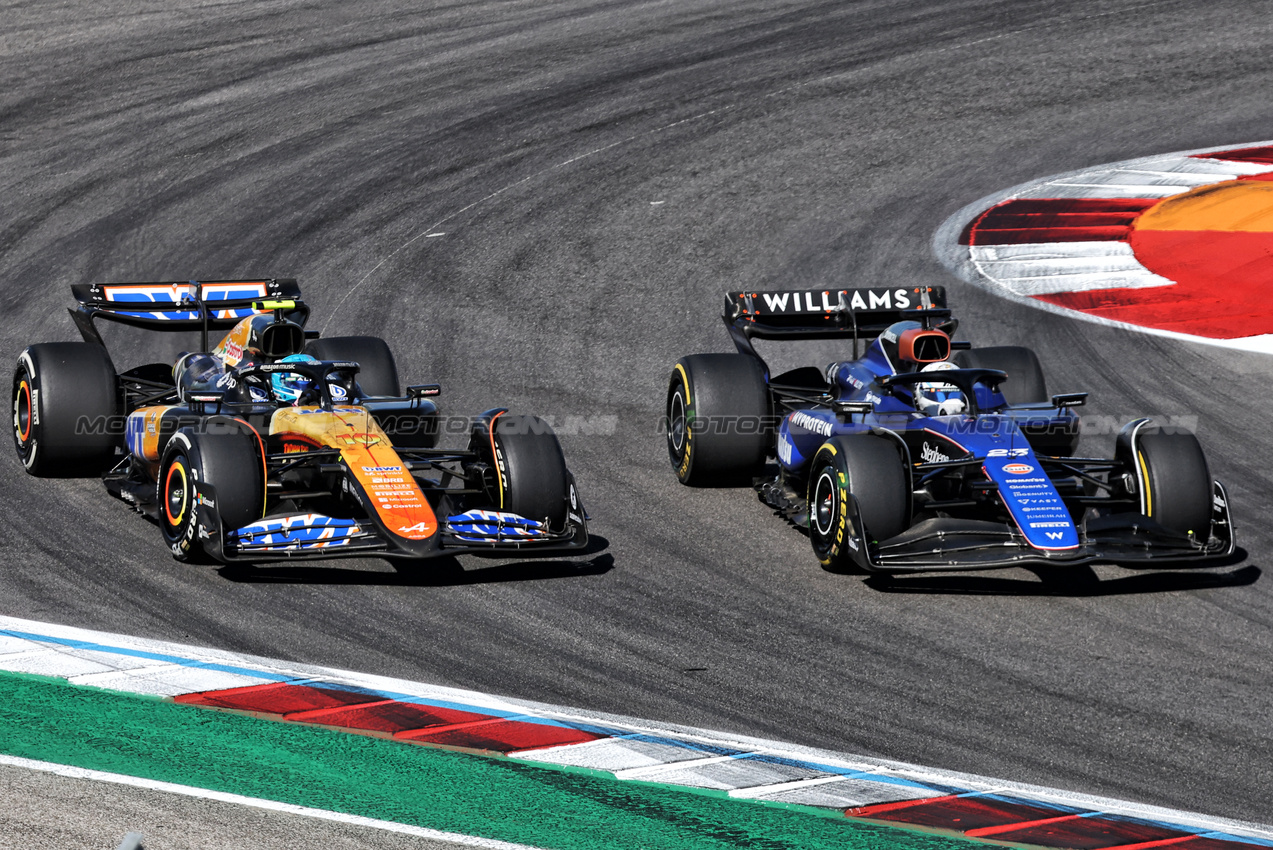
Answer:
[
  {"left": 12, "top": 278, "right": 587, "bottom": 563},
  {"left": 665, "top": 287, "right": 1234, "bottom": 573}
]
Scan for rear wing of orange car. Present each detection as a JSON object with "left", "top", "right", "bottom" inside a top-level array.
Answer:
[{"left": 69, "top": 278, "right": 307, "bottom": 351}]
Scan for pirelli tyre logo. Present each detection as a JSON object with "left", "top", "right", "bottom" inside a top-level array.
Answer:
[{"left": 834, "top": 472, "right": 859, "bottom": 554}]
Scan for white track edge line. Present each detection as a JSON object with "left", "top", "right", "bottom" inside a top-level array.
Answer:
[{"left": 0, "top": 754, "right": 544, "bottom": 850}]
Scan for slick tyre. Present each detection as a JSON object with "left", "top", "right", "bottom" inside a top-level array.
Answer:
[
  {"left": 667, "top": 354, "right": 770, "bottom": 486},
  {"left": 1117, "top": 422, "right": 1211, "bottom": 537},
  {"left": 12, "top": 342, "right": 121, "bottom": 477},
  {"left": 488, "top": 414, "right": 571, "bottom": 529},
  {"left": 952, "top": 345, "right": 1047, "bottom": 405},
  {"left": 305, "top": 335, "right": 400, "bottom": 397},
  {"left": 807, "top": 435, "right": 909, "bottom": 572},
  {"left": 159, "top": 424, "right": 266, "bottom": 563}
]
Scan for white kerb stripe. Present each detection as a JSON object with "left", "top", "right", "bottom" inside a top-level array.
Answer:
[
  {"left": 728, "top": 774, "right": 857, "bottom": 800},
  {"left": 614, "top": 752, "right": 761, "bottom": 780}
]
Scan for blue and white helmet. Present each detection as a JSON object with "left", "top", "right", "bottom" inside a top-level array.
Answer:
[
  {"left": 272, "top": 353, "right": 318, "bottom": 404},
  {"left": 914, "top": 361, "right": 966, "bottom": 416}
]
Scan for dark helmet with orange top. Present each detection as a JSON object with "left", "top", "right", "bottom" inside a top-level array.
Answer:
[{"left": 877, "top": 321, "right": 951, "bottom": 372}]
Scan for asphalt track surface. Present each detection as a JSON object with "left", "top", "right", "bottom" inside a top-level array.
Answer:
[{"left": 1, "top": 0, "right": 1271, "bottom": 841}]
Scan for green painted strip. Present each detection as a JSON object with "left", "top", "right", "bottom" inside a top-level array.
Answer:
[{"left": 0, "top": 671, "right": 984, "bottom": 850}]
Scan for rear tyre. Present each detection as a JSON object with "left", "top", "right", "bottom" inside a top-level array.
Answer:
[
  {"left": 807, "top": 435, "right": 909, "bottom": 572},
  {"left": 158, "top": 423, "right": 266, "bottom": 563},
  {"left": 488, "top": 414, "right": 571, "bottom": 529},
  {"left": 1116, "top": 422, "right": 1211, "bottom": 537},
  {"left": 305, "top": 335, "right": 400, "bottom": 397},
  {"left": 952, "top": 345, "right": 1047, "bottom": 405},
  {"left": 12, "top": 342, "right": 121, "bottom": 477},
  {"left": 667, "top": 354, "right": 770, "bottom": 486}
]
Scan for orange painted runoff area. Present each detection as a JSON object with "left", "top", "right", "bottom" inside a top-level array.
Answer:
[
  {"left": 1038, "top": 180, "right": 1273, "bottom": 338},
  {"left": 1134, "top": 180, "right": 1273, "bottom": 232}
]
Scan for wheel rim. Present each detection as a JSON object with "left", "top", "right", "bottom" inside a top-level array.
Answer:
[
  {"left": 164, "top": 459, "right": 189, "bottom": 528},
  {"left": 811, "top": 469, "right": 838, "bottom": 538},
  {"left": 14, "top": 377, "right": 32, "bottom": 445},
  {"left": 668, "top": 388, "right": 687, "bottom": 455}
]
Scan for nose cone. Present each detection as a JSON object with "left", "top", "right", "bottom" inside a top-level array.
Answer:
[{"left": 983, "top": 452, "right": 1079, "bottom": 550}]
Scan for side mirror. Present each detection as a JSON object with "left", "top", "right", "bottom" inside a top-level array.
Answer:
[
  {"left": 832, "top": 400, "right": 873, "bottom": 421},
  {"left": 1051, "top": 392, "right": 1087, "bottom": 408},
  {"left": 185, "top": 391, "right": 226, "bottom": 414}
]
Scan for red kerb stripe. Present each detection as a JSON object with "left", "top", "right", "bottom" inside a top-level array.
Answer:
[
  {"left": 849, "top": 794, "right": 1073, "bottom": 831},
  {"left": 960, "top": 198, "right": 1158, "bottom": 245},
  {"left": 966, "top": 812, "right": 1089, "bottom": 837},
  {"left": 174, "top": 682, "right": 381, "bottom": 714},
  {"left": 979, "top": 814, "right": 1197, "bottom": 849},
  {"left": 399, "top": 717, "right": 603, "bottom": 753},
  {"left": 177, "top": 682, "right": 604, "bottom": 753},
  {"left": 1099, "top": 835, "right": 1203, "bottom": 850},
  {"left": 846, "top": 793, "right": 960, "bottom": 817},
  {"left": 1192, "top": 145, "right": 1273, "bottom": 165}
]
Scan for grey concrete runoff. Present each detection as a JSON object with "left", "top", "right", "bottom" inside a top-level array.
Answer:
[
  {"left": 0, "top": 762, "right": 490, "bottom": 850},
  {"left": 0, "top": 0, "right": 1271, "bottom": 842}
]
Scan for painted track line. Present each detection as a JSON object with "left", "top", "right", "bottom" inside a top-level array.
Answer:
[{"left": 0, "top": 753, "right": 544, "bottom": 850}]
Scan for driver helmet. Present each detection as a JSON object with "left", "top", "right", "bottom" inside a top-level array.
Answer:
[
  {"left": 878, "top": 321, "right": 951, "bottom": 371},
  {"left": 914, "top": 361, "right": 966, "bottom": 416},
  {"left": 272, "top": 353, "right": 319, "bottom": 404},
  {"left": 172, "top": 352, "right": 223, "bottom": 399}
]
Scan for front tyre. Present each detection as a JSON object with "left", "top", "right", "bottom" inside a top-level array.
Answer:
[
  {"left": 807, "top": 435, "right": 909, "bottom": 572},
  {"left": 1116, "top": 421, "right": 1212, "bottom": 537},
  {"left": 158, "top": 424, "right": 266, "bottom": 562},
  {"left": 666, "top": 354, "right": 770, "bottom": 486},
  {"left": 487, "top": 414, "right": 571, "bottom": 529},
  {"left": 12, "top": 342, "right": 121, "bottom": 476}
]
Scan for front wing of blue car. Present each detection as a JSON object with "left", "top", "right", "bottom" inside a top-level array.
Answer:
[{"left": 835, "top": 481, "right": 1235, "bottom": 573}]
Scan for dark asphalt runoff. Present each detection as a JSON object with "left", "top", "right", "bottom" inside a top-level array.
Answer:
[{"left": 1, "top": 0, "right": 1271, "bottom": 840}]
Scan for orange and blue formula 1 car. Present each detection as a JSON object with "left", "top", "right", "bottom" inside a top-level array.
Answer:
[{"left": 12, "top": 279, "right": 586, "bottom": 563}]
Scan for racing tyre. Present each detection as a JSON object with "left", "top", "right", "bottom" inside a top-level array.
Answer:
[
  {"left": 1116, "top": 422, "right": 1211, "bottom": 537},
  {"left": 12, "top": 342, "right": 121, "bottom": 477},
  {"left": 667, "top": 354, "right": 770, "bottom": 486},
  {"left": 488, "top": 414, "right": 571, "bottom": 529},
  {"left": 305, "top": 335, "right": 400, "bottom": 397},
  {"left": 952, "top": 345, "right": 1047, "bottom": 405},
  {"left": 807, "top": 435, "right": 909, "bottom": 572},
  {"left": 158, "top": 423, "right": 266, "bottom": 563}
]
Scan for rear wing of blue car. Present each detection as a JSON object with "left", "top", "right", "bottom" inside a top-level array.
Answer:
[
  {"left": 723, "top": 286, "right": 951, "bottom": 360},
  {"left": 69, "top": 278, "right": 307, "bottom": 351}
]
